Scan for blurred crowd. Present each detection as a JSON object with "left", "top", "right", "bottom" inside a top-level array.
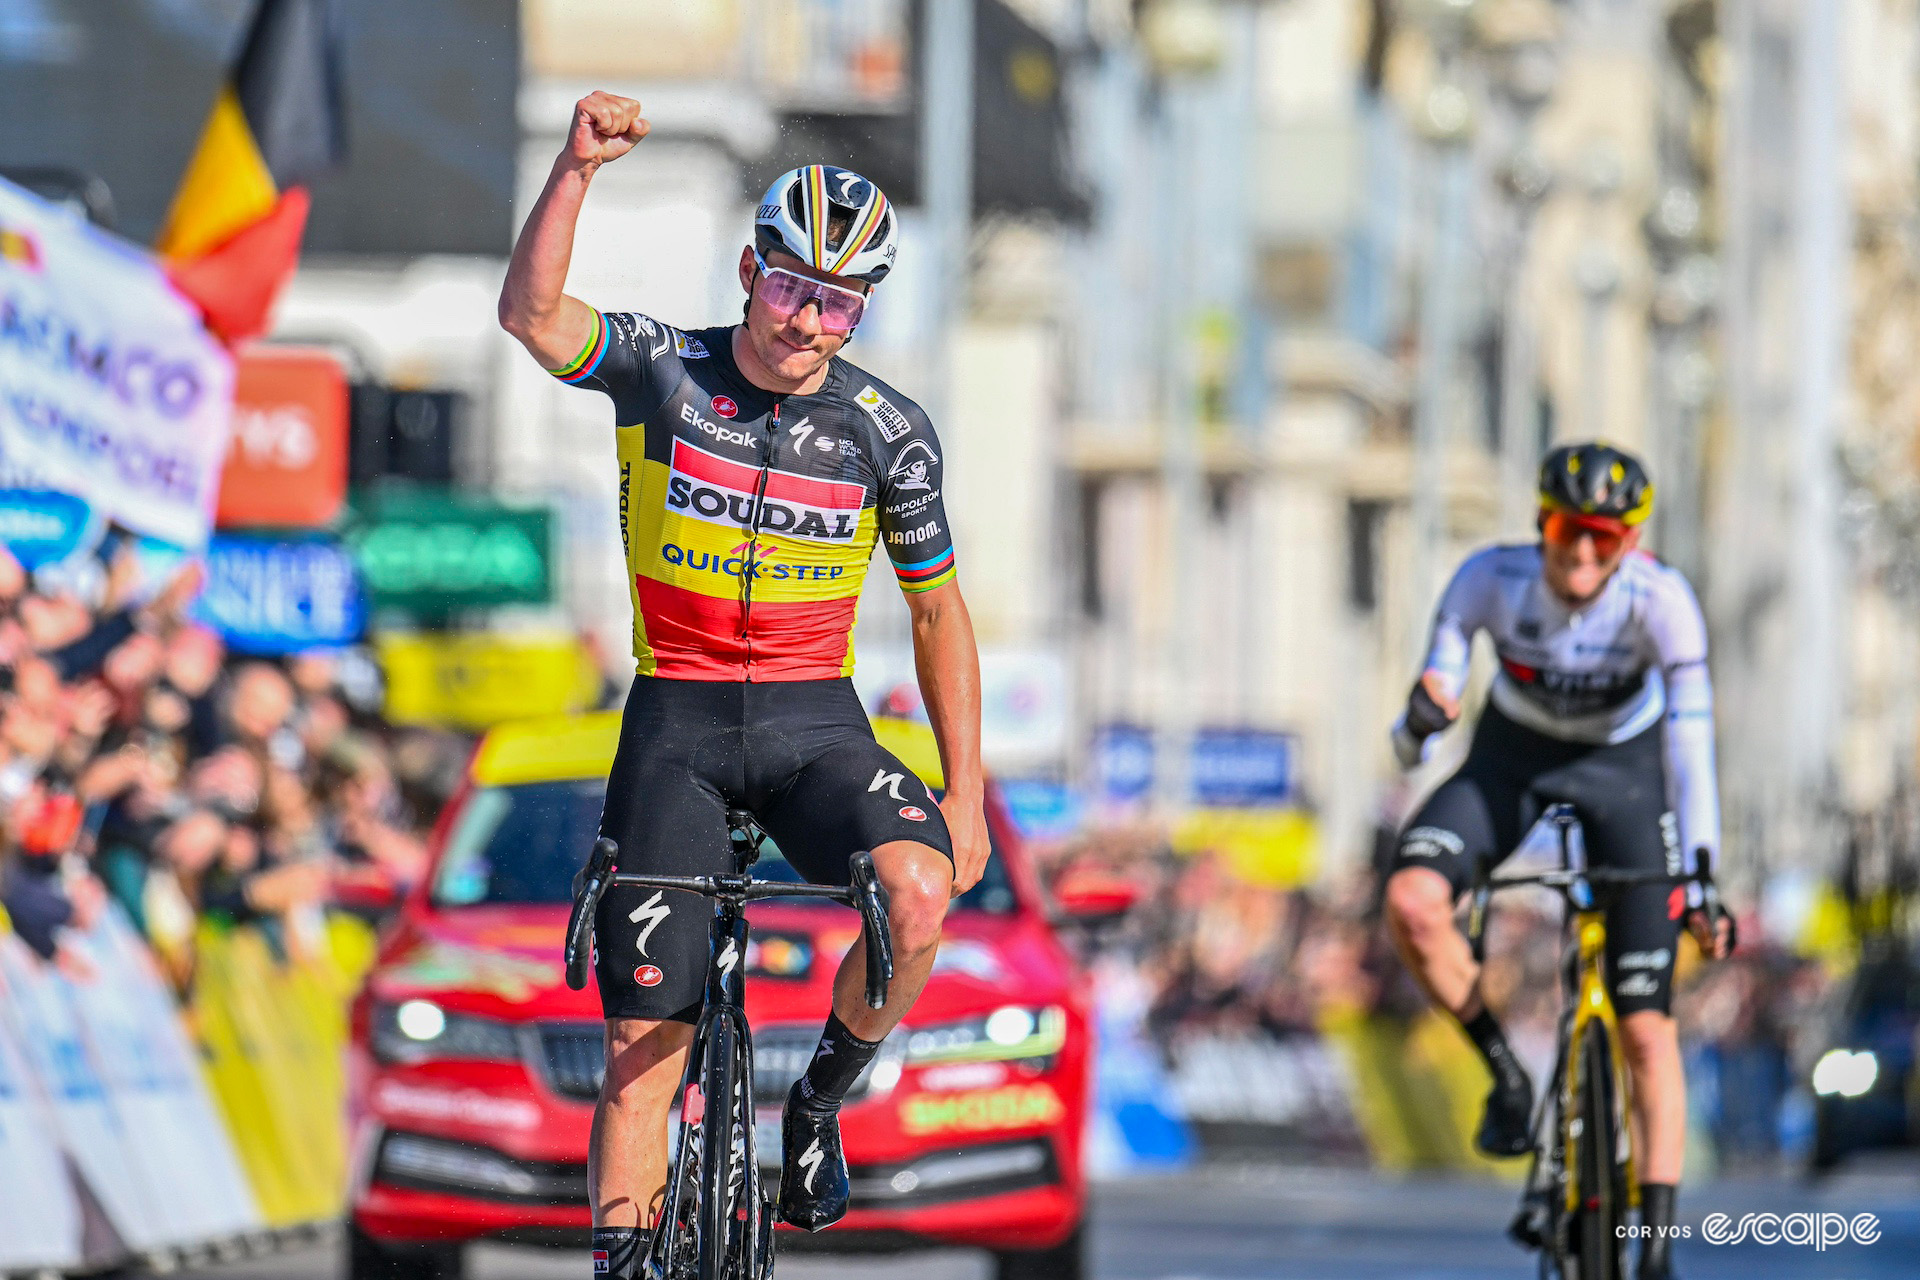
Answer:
[{"left": 0, "top": 542, "right": 467, "bottom": 989}]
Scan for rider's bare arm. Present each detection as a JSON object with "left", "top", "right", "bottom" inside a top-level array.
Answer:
[
  {"left": 905, "top": 581, "right": 988, "bottom": 896},
  {"left": 498, "top": 92, "right": 649, "bottom": 369}
]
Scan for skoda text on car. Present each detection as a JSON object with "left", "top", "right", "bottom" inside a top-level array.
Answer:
[{"left": 345, "top": 711, "right": 1092, "bottom": 1277}]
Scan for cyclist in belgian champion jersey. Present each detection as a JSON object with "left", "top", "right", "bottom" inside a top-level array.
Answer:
[
  {"left": 1383, "top": 443, "right": 1735, "bottom": 1280},
  {"left": 498, "top": 93, "right": 990, "bottom": 1279}
]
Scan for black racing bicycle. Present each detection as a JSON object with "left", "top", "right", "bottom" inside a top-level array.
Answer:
[
  {"left": 564, "top": 810, "right": 894, "bottom": 1280},
  {"left": 1469, "top": 804, "right": 1719, "bottom": 1280}
]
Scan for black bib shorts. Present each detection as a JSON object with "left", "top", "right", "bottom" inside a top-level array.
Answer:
[
  {"left": 1391, "top": 706, "right": 1686, "bottom": 1015},
  {"left": 592, "top": 676, "right": 953, "bottom": 1024}
]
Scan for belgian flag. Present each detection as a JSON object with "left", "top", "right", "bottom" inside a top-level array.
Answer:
[{"left": 157, "top": 0, "right": 345, "bottom": 344}]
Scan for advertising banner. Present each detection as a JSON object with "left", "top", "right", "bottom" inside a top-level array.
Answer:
[
  {"left": 346, "top": 489, "right": 554, "bottom": 610},
  {"left": 0, "top": 952, "right": 84, "bottom": 1273},
  {"left": 216, "top": 347, "right": 349, "bottom": 528},
  {"left": 66, "top": 911, "right": 262, "bottom": 1244},
  {"left": 0, "top": 178, "right": 235, "bottom": 548},
  {"left": 0, "top": 930, "right": 168, "bottom": 1251},
  {"left": 193, "top": 532, "right": 366, "bottom": 653},
  {"left": 854, "top": 645, "right": 1071, "bottom": 773},
  {"left": 378, "top": 631, "right": 600, "bottom": 728}
]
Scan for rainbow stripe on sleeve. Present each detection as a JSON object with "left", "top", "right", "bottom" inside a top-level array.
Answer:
[
  {"left": 551, "top": 308, "right": 608, "bottom": 384},
  {"left": 891, "top": 546, "right": 956, "bottom": 593}
]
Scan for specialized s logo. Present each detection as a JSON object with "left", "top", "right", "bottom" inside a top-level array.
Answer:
[
  {"left": 718, "top": 938, "right": 739, "bottom": 978},
  {"left": 629, "top": 892, "right": 672, "bottom": 956},
  {"left": 854, "top": 385, "right": 914, "bottom": 443},
  {"left": 798, "top": 1138, "right": 826, "bottom": 1192}
]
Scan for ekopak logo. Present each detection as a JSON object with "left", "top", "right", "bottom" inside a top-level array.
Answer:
[
  {"left": 711, "top": 395, "right": 739, "bottom": 419},
  {"left": 1699, "top": 1212, "right": 1881, "bottom": 1249}
]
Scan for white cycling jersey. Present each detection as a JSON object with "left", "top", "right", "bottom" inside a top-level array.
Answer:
[{"left": 1408, "top": 543, "right": 1721, "bottom": 874}]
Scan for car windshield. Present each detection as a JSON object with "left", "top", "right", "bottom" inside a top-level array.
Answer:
[{"left": 430, "top": 779, "right": 1019, "bottom": 914}]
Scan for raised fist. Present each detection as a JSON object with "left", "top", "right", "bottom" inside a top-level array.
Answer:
[{"left": 569, "top": 91, "right": 649, "bottom": 168}]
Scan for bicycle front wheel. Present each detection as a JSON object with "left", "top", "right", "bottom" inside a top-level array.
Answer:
[
  {"left": 698, "top": 1014, "right": 744, "bottom": 1280},
  {"left": 1571, "top": 1024, "right": 1628, "bottom": 1280}
]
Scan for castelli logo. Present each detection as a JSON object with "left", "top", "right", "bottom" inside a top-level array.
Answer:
[
  {"left": 712, "top": 395, "right": 739, "bottom": 418},
  {"left": 634, "top": 964, "right": 664, "bottom": 987},
  {"left": 899, "top": 805, "right": 927, "bottom": 822}
]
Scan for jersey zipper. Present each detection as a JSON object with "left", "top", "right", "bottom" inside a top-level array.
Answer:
[{"left": 739, "top": 401, "right": 777, "bottom": 680}]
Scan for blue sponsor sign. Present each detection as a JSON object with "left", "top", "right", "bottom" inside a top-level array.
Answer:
[
  {"left": 1190, "top": 729, "right": 1296, "bottom": 806},
  {"left": 1092, "top": 724, "right": 1156, "bottom": 804},
  {"left": 997, "top": 779, "right": 1086, "bottom": 841},
  {"left": 1092, "top": 725, "right": 1297, "bottom": 807},
  {"left": 192, "top": 534, "right": 365, "bottom": 654},
  {"left": 0, "top": 489, "right": 93, "bottom": 568}
]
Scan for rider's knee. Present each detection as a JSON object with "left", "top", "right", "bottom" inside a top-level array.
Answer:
[
  {"left": 1617, "top": 1010, "right": 1678, "bottom": 1064},
  {"left": 874, "top": 848, "right": 950, "bottom": 956},
  {"left": 1384, "top": 867, "right": 1455, "bottom": 936}
]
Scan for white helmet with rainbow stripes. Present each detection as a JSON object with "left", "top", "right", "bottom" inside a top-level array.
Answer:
[{"left": 753, "top": 165, "right": 897, "bottom": 286}]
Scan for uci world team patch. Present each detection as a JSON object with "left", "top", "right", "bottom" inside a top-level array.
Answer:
[{"left": 854, "top": 385, "right": 913, "bottom": 442}]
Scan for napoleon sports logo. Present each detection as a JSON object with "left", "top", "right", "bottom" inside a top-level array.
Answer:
[{"left": 665, "top": 438, "right": 865, "bottom": 542}]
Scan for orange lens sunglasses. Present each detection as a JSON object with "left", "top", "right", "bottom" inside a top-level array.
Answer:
[{"left": 1540, "top": 509, "right": 1629, "bottom": 558}]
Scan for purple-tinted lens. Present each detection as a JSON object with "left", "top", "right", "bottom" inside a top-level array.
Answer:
[{"left": 757, "top": 268, "right": 866, "bottom": 334}]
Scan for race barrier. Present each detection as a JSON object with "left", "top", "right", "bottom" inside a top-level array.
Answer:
[{"left": 0, "top": 905, "right": 374, "bottom": 1275}]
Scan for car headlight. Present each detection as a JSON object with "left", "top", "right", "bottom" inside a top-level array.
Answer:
[
  {"left": 1811, "top": 1048, "right": 1879, "bottom": 1098},
  {"left": 904, "top": 1005, "right": 1066, "bottom": 1065},
  {"left": 371, "top": 999, "right": 522, "bottom": 1065}
]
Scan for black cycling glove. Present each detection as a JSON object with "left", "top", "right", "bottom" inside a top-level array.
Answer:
[{"left": 1404, "top": 679, "right": 1455, "bottom": 739}]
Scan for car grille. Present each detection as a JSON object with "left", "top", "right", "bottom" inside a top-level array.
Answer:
[
  {"left": 538, "top": 1024, "right": 605, "bottom": 1101},
  {"left": 534, "top": 1022, "right": 888, "bottom": 1106},
  {"left": 375, "top": 1131, "right": 588, "bottom": 1206}
]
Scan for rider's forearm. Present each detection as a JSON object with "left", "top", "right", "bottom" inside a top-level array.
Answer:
[
  {"left": 1663, "top": 661, "right": 1720, "bottom": 878},
  {"left": 498, "top": 154, "right": 599, "bottom": 362},
  {"left": 907, "top": 585, "right": 984, "bottom": 801}
]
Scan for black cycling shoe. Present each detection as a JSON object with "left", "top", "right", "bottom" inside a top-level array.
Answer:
[
  {"left": 778, "top": 1083, "right": 850, "bottom": 1232},
  {"left": 1507, "top": 1189, "right": 1550, "bottom": 1250},
  {"left": 1475, "top": 1065, "right": 1536, "bottom": 1157},
  {"left": 1637, "top": 1232, "right": 1678, "bottom": 1280}
]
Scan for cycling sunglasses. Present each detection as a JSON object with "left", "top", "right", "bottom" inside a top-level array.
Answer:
[
  {"left": 752, "top": 249, "right": 867, "bottom": 335},
  {"left": 1540, "top": 508, "right": 1630, "bottom": 558}
]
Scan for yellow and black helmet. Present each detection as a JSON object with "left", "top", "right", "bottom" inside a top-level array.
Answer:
[{"left": 1538, "top": 442, "right": 1654, "bottom": 526}]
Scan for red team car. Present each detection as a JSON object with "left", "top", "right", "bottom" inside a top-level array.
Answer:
[{"left": 345, "top": 712, "right": 1092, "bottom": 1280}]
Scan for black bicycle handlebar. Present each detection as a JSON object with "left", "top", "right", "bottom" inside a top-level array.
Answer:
[
  {"left": 1466, "top": 865, "right": 1710, "bottom": 965},
  {"left": 562, "top": 837, "right": 897, "bottom": 1007},
  {"left": 564, "top": 837, "right": 620, "bottom": 991},
  {"left": 849, "top": 850, "right": 894, "bottom": 1011}
]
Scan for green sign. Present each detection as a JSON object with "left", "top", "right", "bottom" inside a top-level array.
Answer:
[{"left": 345, "top": 490, "right": 554, "bottom": 610}]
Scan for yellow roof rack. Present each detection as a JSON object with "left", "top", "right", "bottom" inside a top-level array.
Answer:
[{"left": 467, "top": 709, "right": 946, "bottom": 792}]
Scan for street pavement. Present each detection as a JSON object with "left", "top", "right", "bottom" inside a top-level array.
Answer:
[{"left": 167, "top": 1162, "right": 1920, "bottom": 1280}]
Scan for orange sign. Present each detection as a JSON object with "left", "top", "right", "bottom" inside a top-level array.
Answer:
[{"left": 215, "top": 347, "right": 349, "bottom": 528}]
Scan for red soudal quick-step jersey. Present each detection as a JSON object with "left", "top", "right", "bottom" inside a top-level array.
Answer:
[{"left": 550, "top": 310, "right": 957, "bottom": 680}]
